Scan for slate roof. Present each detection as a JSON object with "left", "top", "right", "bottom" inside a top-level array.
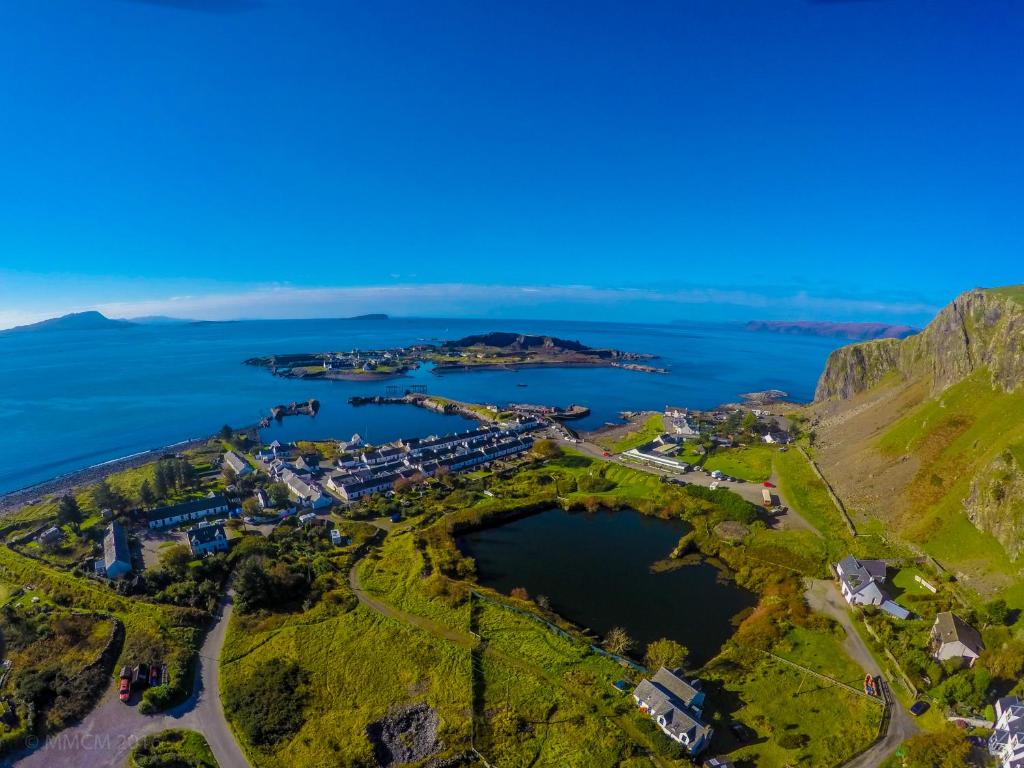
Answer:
[
  {"left": 187, "top": 522, "right": 226, "bottom": 547},
  {"left": 223, "top": 451, "right": 250, "bottom": 474},
  {"left": 146, "top": 495, "right": 228, "bottom": 522},
  {"left": 103, "top": 521, "right": 131, "bottom": 570},
  {"left": 837, "top": 555, "right": 887, "bottom": 596},
  {"left": 633, "top": 667, "right": 711, "bottom": 745},
  {"left": 933, "top": 612, "right": 983, "bottom": 654}
]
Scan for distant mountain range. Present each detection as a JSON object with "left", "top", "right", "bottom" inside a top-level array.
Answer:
[
  {"left": 1, "top": 311, "right": 390, "bottom": 334},
  {"left": 744, "top": 320, "right": 918, "bottom": 340},
  {"left": 0, "top": 311, "right": 136, "bottom": 335}
]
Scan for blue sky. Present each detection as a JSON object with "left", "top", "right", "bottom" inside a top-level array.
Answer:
[{"left": 0, "top": 0, "right": 1020, "bottom": 328}]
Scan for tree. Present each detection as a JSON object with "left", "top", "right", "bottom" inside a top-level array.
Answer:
[
  {"left": 220, "top": 424, "right": 234, "bottom": 442},
  {"left": 137, "top": 479, "right": 155, "bottom": 506},
  {"left": 510, "top": 587, "right": 530, "bottom": 601},
  {"left": 644, "top": 638, "right": 689, "bottom": 672},
  {"left": 160, "top": 544, "right": 193, "bottom": 570},
  {"left": 242, "top": 497, "right": 261, "bottom": 517},
  {"left": 223, "top": 466, "right": 237, "bottom": 486},
  {"left": 901, "top": 728, "right": 970, "bottom": 768},
  {"left": 91, "top": 479, "right": 125, "bottom": 512},
  {"left": 985, "top": 598, "right": 1010, "bottom": 626},
  {"left": 176, "top": 459, "right": 199, "bottom": 489},
  {"left": 535, "top": 594, "right": 551, "bottom": 611},
  {"left": 235, "top": 558, "right": 272, "bottom": 614},
  {"left": 153, "top": 461, "right": 171, "bottom": 498},
  {"left": 741, "top": 411, "right": 758, "bottom": 431},
  {"left": 268, "top": 482, "right": 291, "bottom": 508},
  {"left": 603, "top": 626, "right": 634, "bottom": 655},
  {"left": 57, "top": 494, "right": 82, "bottom": 531}
]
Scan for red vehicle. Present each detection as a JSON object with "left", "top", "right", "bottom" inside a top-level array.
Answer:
[
  {"left": 118, "top": 666, "right": 131, "bottom": 702},
  {"left": 864, "top": 674, "right": 880, "bottom": 698},
  {"left": 602, "top": 451, "right": 611, "bottom": 458}
]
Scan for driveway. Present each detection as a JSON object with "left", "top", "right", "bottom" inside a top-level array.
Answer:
[
  {"left": 805, "top": 579, "right": 918, "bottom": 767},
  {"left": 13, "top": 595, "right": 248, "bottom": 768}
]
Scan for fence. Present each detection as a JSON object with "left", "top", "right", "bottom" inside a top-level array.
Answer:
[{"left": 796, "top": 446, "right": 857, "bottom": 536}]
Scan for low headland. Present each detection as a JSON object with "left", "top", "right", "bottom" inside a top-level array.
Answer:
[{"left": 244, "top": 331, "right": 666, "bottom": 381}]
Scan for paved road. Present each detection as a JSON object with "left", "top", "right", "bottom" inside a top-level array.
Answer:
[
  {"left": 13, "top": 595, "right": 249, "bottom": 768},
  {"left": 806, "top": 579, "right": 918, "bottom": 767}
]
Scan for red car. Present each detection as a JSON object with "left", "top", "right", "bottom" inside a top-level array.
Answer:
[
  {"left": 118, "top": 676, "right": 130, "bottom": 702},
  {"left": 602, "top": 451, "right": 611, "bottom": 458}
]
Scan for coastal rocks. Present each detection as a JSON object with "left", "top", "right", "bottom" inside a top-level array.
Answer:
[
  {"left": 964, "top": 448, "right": 1024, "bottom": 561},
  {"left": 270, "top": 400, "right": 320, "bottom": 420},
  {"left": 814, "top": 288, "right": 1024, "bottom": 401},
  {"left": 366, "top": 703, "right": 443, "bottom": 768}
]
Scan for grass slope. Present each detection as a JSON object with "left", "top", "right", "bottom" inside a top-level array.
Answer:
[{"left": 876, "top": 371, "right": 1024, "bottom": 595}]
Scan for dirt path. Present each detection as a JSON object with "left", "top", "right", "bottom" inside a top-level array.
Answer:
[
  {"left": 12, "top": 595, "right": 249, "bottom": 768},
  {"left": 805, "top": 579, "right": 918, "bottom": 767},
  {"left": 348, "top": 565, "right": 475, "bottom": 647}
]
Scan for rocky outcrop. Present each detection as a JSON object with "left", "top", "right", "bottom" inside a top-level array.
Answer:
[
  {"left": 814, "top": 288, "right": 1024, "bottom": 401},
  {"left": 964, "top": 448, "right": 1024, "bottom": 561}
]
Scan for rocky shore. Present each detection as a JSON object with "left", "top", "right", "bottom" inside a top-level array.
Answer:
[{"left": 0, "top": 435, "right": 214, "bottom": 515}]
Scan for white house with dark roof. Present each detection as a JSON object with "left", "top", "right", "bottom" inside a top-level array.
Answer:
[
  {"left": 931, "top": 612, "right": 984, "bottom": 666},
  {"left": 633, "top": 667, "right": 712, "bottom": 755},
  {"left": 223, "top": 451, "right": 252, "bottom": 476},
  {"left": 836, "top": 555, "right": 888, "bottom": 606},
  {"left": 990, "top": 696, "right": 1024, "bottom": 768},
  {"left": 187, "top": 522, "right": 229, "bottom": 557},
  {"left": 102, "top": 521, "right": 132, "bottom": 579},
  {"left": 146, "top": 495, "right": 229, "bottom": 529}
]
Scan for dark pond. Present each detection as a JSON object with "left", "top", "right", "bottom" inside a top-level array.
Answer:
[{"left": 458, "top": 507, "right": 756, "bottom": 666}]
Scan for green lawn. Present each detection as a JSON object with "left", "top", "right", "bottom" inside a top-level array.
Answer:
[
  {"left": 704, "top": 445, "right": 774, "bottom": 483},
  {"left": 594, "top": 414, "right": 665, "bottom": 453}
]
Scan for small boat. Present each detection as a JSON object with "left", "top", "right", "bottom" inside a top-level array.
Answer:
[{"left": 516, "top": 383, "right": 528, "bottom": 387}]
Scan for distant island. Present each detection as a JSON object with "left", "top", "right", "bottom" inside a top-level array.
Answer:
[
  {"left": 0, "top": 310, "right": 135, "bottom": 335},
  {"left": 245, "top": 331, "right": 664, "bottom": 381},
  {"left": 744, "top": 320, "right": 918, "bottom": 340}
]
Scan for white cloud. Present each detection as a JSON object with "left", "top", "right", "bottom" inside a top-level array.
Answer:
[{"left": 92, "top": 283, "right": 936, "bottom": 321}]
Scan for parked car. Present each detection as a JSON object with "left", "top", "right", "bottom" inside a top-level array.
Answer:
[
  {"left": 134, "top": 664, "right": 148, "bottom": 686},
  {"left": 119, "top": 666, "right": 131, "bottom": 702},
  {"left": 909, "top": 700, "right": 929, "bottom": 716},
  {"left": 149, "top": 665, "right": 160, "bottom": 687}
]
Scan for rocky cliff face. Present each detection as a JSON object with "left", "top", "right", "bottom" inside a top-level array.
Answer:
[
  {"left": 814, "top": 288, "right": 1024, "bottom": 401},
  {"left": 964, "top": 448, "right": 1024, "bottom": 561}
]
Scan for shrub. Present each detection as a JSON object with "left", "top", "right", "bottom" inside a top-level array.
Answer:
[{"left": 224, "top": 659, "right": 309, "bottom": 746}]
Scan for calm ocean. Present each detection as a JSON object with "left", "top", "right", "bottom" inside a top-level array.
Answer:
[{"left": 0, "top": 317, "right": 845, "bottom": 494}]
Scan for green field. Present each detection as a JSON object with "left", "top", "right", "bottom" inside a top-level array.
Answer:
[
  {"left": 705, "top": 626, "right": 883, "bottom": 768},
  {"left": 594, "top": 414, "right": 665, "bottom": 453},
  {"left": 221, "top": 446, "right": 881, "bottom": 766},
  {"left": 876, "top": 370, "right": 1024, "bottom": 600},
  {"left": 703, "top": 445, "right": 774, "bottom": 483}
]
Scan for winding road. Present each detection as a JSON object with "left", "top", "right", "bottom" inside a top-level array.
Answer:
[
  {"left": 806, "top": 579, "right": 918, "bottom": 767},
  {"left": 12, "top": 595, "right": 248, "bottom": 768}
]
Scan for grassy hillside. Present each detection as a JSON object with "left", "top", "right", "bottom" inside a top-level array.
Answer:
[{"left": 808, "top": 286, "right": 1024, "bottom": 615}]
